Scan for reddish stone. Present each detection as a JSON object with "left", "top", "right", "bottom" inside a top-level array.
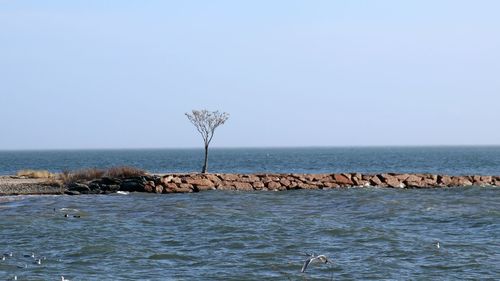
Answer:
[
  {"left": 205, "top": 174, "right": 222, "bottom": 183},
  {"left": 384, "top": 176, "right": 402, "bottom": 188},
  {"left": 438, "top": 175, "right": 453, "bottom": 186},
  {"left": 267, "top": 181, "right": 282, "bottom": 189},
  {"left": 280, "top": 178, "right": 291, "bottom": 187},
  {"left": 298, "top": 183, "right": 319, "bottom": 189},
  {"left": 252, "top": 182, "right": 265, "bottom": 189},
  {"left": 239, "top": 175, "right": 260, "bottom": 182},
  {"left": 234, "top": 182, "right": 254, "bottom": 191},
  {"left": 333, "top": 174, "right": 353, "bottom": 185},
  {"left": 219, "top": 174, "right": 240, "bottom": 181},
  {"left": 323, "top": 182, "right": 339, "bottom": 188},
  {"left": 179, "top": 183, "right": 193, "bottom": 190},
  {"left": 218, "top": 185, "right": 236, "bottom": 191},
  {"left": 370, "top": 176, "right": 383, "bottom": 186},
  {"left": 196, "top": 185, "right": 215, "bottom": 191},
  {"left": 218, "top": 181, "right": 235, "bottom": 189},
  {"left": 185, "top": 178, "right": 213, "bottom": 187}
]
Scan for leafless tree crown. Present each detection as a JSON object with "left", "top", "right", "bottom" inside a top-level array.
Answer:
[{"left": 185, "top": 110, "right": 229, "bottom": 146}]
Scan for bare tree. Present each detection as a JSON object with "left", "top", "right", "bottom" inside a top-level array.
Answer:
[{"left": 185, "top": 109, "right": 229, "bottom": 173}]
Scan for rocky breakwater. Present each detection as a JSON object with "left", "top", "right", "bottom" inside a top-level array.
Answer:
[{"left": 65, "top": 173, "right": 500, "bottom": 195}]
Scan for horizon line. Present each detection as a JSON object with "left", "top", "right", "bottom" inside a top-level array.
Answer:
[{"left": 1, "top": 144, "right": 499, "bottom": 152}]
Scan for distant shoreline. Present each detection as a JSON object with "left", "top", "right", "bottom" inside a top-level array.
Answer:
[{"left": 1, "top": 173, "right": 499, "bottom": 196}]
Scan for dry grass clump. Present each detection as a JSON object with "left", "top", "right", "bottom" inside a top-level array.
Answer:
[
  {"left": 60, "top": 168, "right": 105, "bottom": 184},
  {"left": 105, "top": 166, "right": 146, "bottom": 178},
  {"left": 60, "top": 166, "right": 147, "bottom": 184},
  {"left": 16, "top": 169, "right": 55, "bottom": 179}
]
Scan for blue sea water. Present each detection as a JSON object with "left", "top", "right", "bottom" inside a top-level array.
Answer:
[
  {"left": 1, "top": 147, "right": 499, "bottom": 280},
  {"left": 0, "top": 146, "right": 499, "bottom": 175}
]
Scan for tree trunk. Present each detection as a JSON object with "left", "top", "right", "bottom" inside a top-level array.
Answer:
[{"left": 202, "top": 144, "right": 209, "bottom": 173}]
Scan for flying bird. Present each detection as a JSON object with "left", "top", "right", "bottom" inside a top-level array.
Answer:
[{"left": 301, "top": 254, "right": 330, "bottom": 273}]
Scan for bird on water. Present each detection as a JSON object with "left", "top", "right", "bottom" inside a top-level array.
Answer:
[{"left": 301, "top": 254, "right": 330, "bottom": 273}]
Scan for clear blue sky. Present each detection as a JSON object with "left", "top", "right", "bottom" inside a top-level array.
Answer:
[{"left": 1, "top": 0, "right": 499, "bottom": 149}]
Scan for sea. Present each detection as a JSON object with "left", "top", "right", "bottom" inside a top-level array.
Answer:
[{"left": 0, "top": 147, "right": 499, "bottom": 280}]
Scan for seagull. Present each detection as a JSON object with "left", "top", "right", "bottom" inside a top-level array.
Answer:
[
  {"left": 4, "top": 252, "right": 13, "bottom": 257},
  {"left": 1, "top": 255, "right": 5, "bottom": 261},
  {"left": 34, "top": 259, "right": 41, "bottom": 265},
  {"left": 301, "top": 254, "right": 330, "bottom": 273},
  {"left": 435, "top": 242, "right": 440, "bottom": 249},
  {"left": 61, "top": 276, "right": 71, "bottom": 281}
]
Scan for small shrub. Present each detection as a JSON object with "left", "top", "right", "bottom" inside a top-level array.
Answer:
[
  {"left": 62, "top": 168, "right": 105, "bottom": 184},
  {"left": 60, "top": 166, "right": 147, "bottom": 184},
  {"left": 16, "top": 170, "right": 54, "bottom": 179},
  {"left": 105, "top": 166, "right": 146, "bottom": 178}
]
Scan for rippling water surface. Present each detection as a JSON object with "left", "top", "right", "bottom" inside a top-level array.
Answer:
[
  {"left": 0, "top": 146, "right": 499, "bottom": 175},
  {"left": 1, "top": 188, "right": 499, "bottom": 280}
]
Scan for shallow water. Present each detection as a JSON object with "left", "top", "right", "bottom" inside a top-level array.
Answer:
[{"left": 1, "top": 188, "right": 499, "bottom": 280}]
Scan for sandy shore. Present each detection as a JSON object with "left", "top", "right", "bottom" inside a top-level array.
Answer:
[{"left": 0, "top": 176, "right": 64, "bottom": 195}]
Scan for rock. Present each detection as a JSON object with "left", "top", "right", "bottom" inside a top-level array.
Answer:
[
  {"left": 279, "top": 178, "right": 291, "bottom": 187},
  {"left": 297, "top": 183, "right": 319, "bottom": 189},
  {"left": 162, "top": 175, "right": 174, "bottom": 184},
  {"left": 438, "top": 175, "right": 453, "bottom": 186},
  {"left": 103, "top": 184, "right": 120, "bottom": 192},
  {"left": 267, "top": 181, "right": 282, "bottom": 190},
  {"left": 288, "top": 181, "right": 299, "bottom": 189},
  {"left": 351, "top": 174, "right": 365, "bottom": 186},
  {"left": 370, "top": 176, "right": 383, "bottom": 186},
  {"left": 198, "top": 185, "right": 216, "bottom": 191},
  {"left": 179, "top": 183, "right": 193, "bottom": 190},
  {"left": 173, "top": 184, "right": 193, "bottom": 193},
  {"left": 100, "top": 177, "right": 122, "bottom": 185},
  {"left": 383, "top": 176, "right": 402, "bottom": 188},
  {"left": 394, "top": 174, "right": 410, "bottom": 181},
  {"left": 205, "top": 174, "right": 222, "bottom": 183},
  {"left": 252, "top": 182, "right": 265, "bottom": 189},
  {"left": 172, "top": 177, "right": 182, "bottom": 184},
  {"left": 218, "top": 185, "right": 236, "bottom": 191},
  {"left": 65, "top": 190, "right": 80, "bottom": 196},
  {"left": 218, "top": 181, "right": 236, "bottom": 190},
  {"left": 68, "top": 183, "right": 90, "bottom": 193},
  {"left": 154, "top": 185, "right": 163, "bottom": 193},
  {"left": 480, "top": 176, "right": 493, "bottom": 185},
  {"left": 220, "top": 174, "right": 240, "bottom": 181},
  {"left": 451, "top": 176, "right": 473, "bottom": 187},
  {"left": 185, "top": 178, "right": 214, "bottom": 187},
  {"left": 333, "top": 174, "right": 353, "bottom": 185},
  {"left": 163, "top": 183, "right": 179, "bottom": 193},
  {"left": 234, "top": 182, "right": 254, "bottom": 191},
  {"left": 144, "top": 184, "right": 154, "bottom": 193},
  {"left": 313, "top": 174, "right": 330, "bottom": 181},
  {"left": 239, "top": 175, "right": 260, "bottom": 182},
  {"left": 120, "top": 180, "right": 145, "bottom": 192},
  {"left": 323, "top": 182, "right": 339, "bottom": 188}
]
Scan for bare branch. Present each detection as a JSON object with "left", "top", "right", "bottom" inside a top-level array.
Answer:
[
  {"left": 186, "top": 110, "right": 229, "bottom": 146},
  {"left": 186, "top": 109, "right": 229, "bottom": 173}
]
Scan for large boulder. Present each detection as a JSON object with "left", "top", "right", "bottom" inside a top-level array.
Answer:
[
  {"left": 333, "top": 174, "right": 353, "bottom": 185},
  {"left": 234, "top": 182, "right": 254, "bottom": 191},
  {"left": 67, "top": 182, "right": 90, "bottom": 193},
  {"left": 267, "top": 181, "right": 282, "bottom": 190},
  {"left": 220, "top": 174, "right": 240, "bottom": 181},
  {"left": 185, "top": 178, "right": 214, "bottom": 187}
]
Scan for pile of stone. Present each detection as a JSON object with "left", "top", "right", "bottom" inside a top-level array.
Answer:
[{"left": 64, "top": 173, "right": 500, "bottom": 195}]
